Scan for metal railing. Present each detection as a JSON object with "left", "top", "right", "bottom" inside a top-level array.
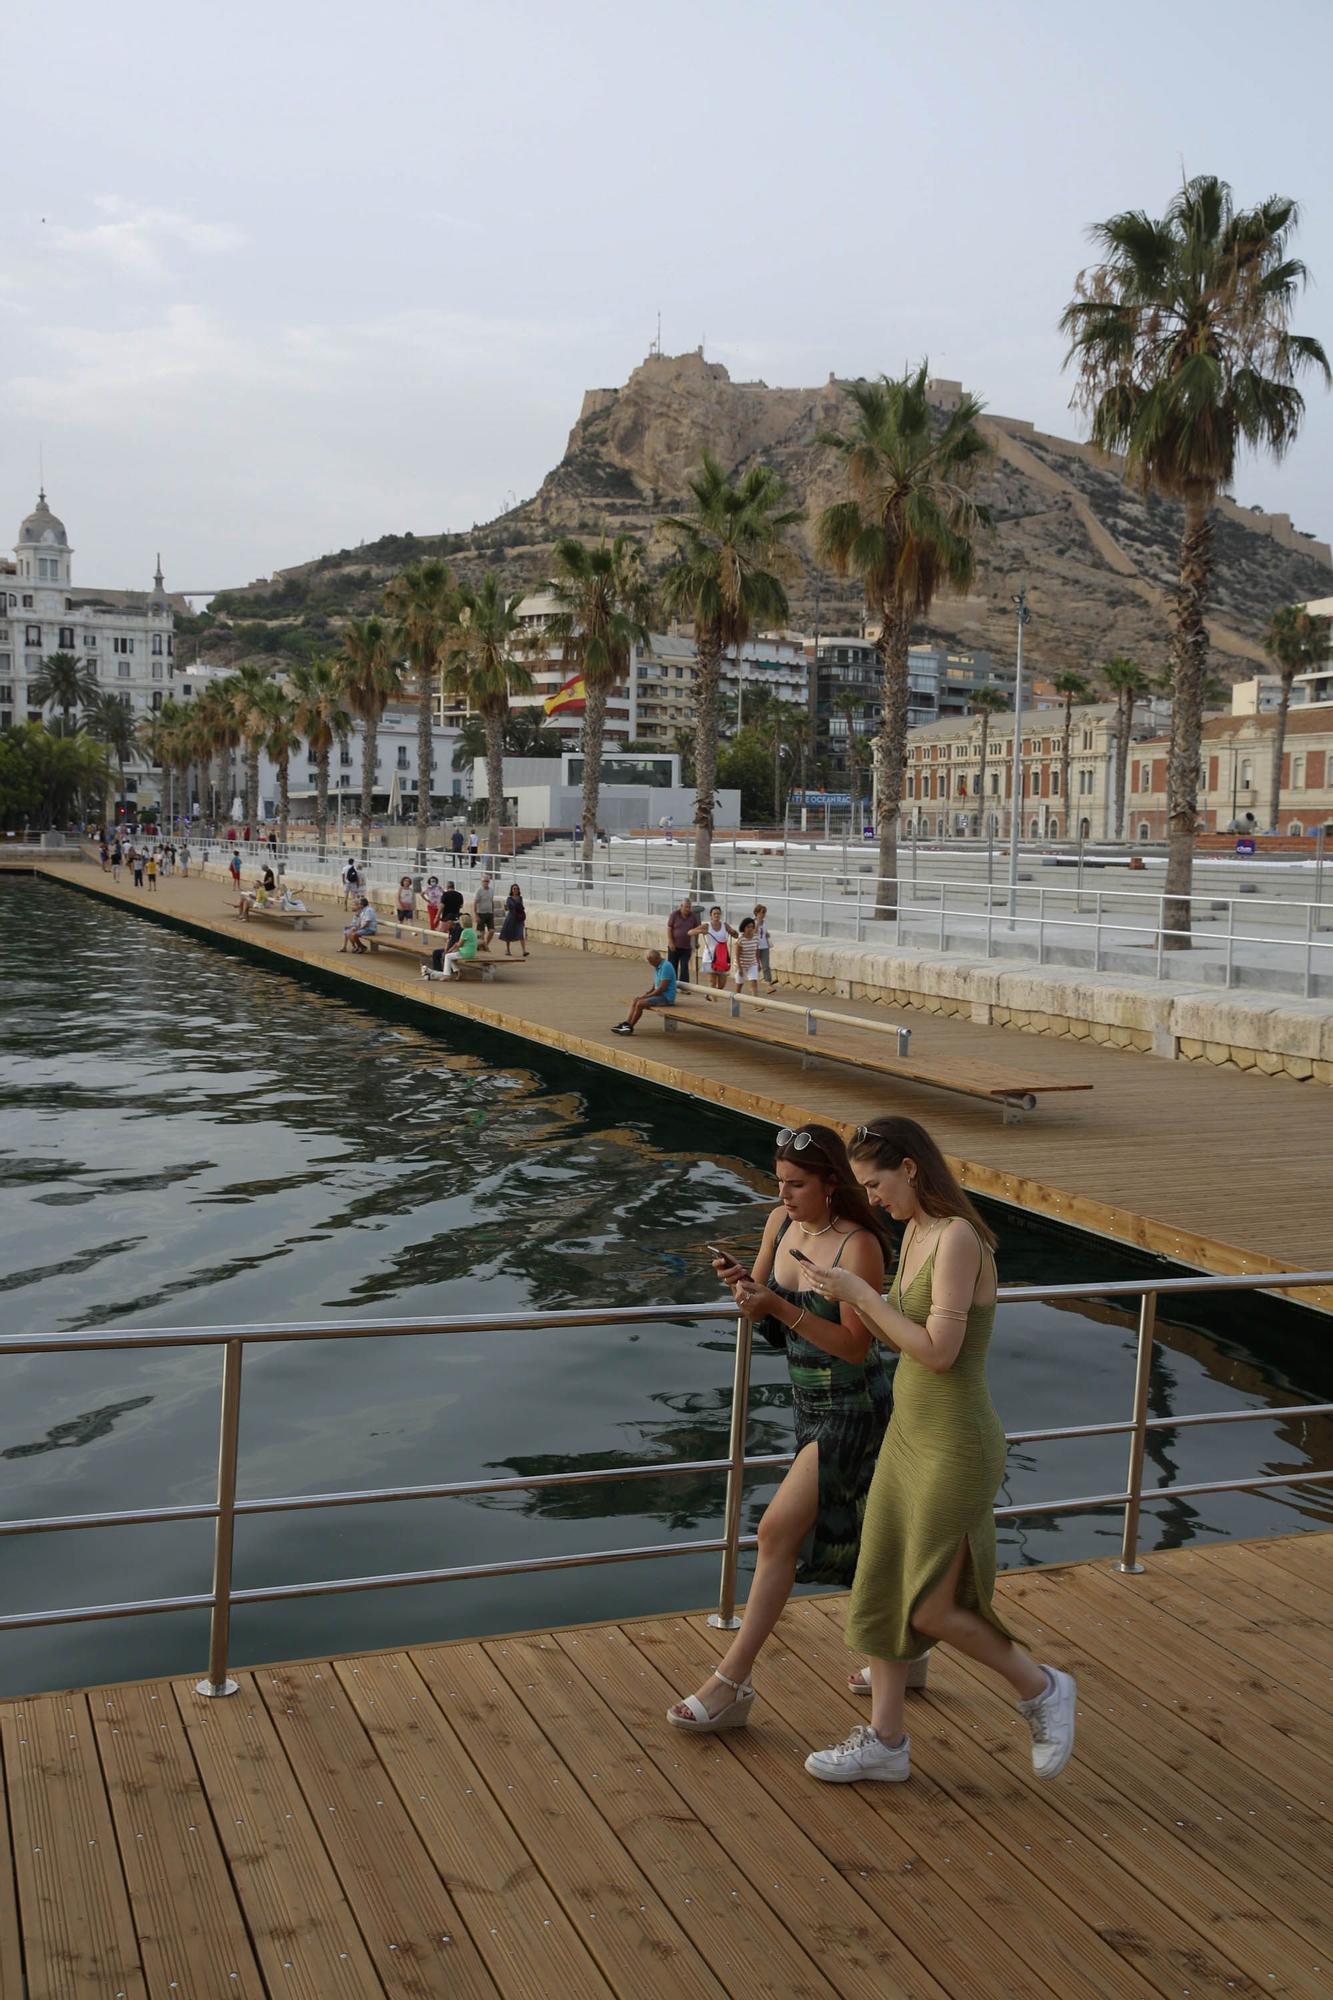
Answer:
[{"left": 1, "top": 1269, "right": 1330, "bottom": 1697}]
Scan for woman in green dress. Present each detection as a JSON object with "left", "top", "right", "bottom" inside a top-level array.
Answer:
[
  {"left": 668, "top": 1124, "right": 905, "bottom": 1732},
  {"left": 803, "top": 1116, "right": 1077, "bottom": 1785}
]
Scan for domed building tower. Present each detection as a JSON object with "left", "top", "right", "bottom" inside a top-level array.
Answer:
[{"left": 15, "top": 490, "right": 73, "bottom": 587}]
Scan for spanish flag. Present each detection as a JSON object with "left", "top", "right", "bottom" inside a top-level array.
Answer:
[{"left": 544, "top": 673, "right": 587, "bottom": 718}]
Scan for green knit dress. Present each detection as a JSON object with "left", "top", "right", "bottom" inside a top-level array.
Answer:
[{"left": 844, "top": 1219, "right": 1012, "bottom": 1661}]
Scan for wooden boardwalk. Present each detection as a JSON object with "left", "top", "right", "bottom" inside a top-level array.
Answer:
[
  {"left": 34, "top": 861, "right": 1333, "bottom": 1292},
  {"left": 2, "top": 1532, "right": 1331, "bottom": 1998}
]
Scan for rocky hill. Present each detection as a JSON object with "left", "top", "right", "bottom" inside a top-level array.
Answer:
[{"left": 197, "top": 350, "right": 1331, "bottom": 679}]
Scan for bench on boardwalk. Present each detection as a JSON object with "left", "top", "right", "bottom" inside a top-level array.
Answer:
[
  {"left": 360, "top": 918, "right": 514, "bottom": 983},
  {"left": 658, "top": 986, "right": 1091, "bottom": 1124},
  {"left": 231, "top": 901, "right": 318, "bottom": 931}
]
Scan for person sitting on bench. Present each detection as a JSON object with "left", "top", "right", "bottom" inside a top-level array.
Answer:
[
  {"left": 424, "top": 915, "right": 477, "bottom": 980},
  {"left": 342, "top": 896, "right": 378, "bottom": 953},
  {"left": 613, "top": 950, "right": 677, "bottom": 1035}
]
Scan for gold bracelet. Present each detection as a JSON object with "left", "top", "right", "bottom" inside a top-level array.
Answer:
[{"left": 791, "top": 1306, "right": 807, "bottom": 1333}]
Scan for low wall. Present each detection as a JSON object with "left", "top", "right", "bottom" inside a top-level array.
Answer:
[{"left": 202, "top": 856, "right": 1333, "bottom": 1086}]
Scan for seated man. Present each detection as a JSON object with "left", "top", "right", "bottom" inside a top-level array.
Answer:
[
  {"left": 613, "top": 949, "right": 677, "bottom": 1035},
  {"left": 341, "top": 896, "right": 378, "bottom": 953}
]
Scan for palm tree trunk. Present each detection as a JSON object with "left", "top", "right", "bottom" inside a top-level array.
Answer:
[
  {"left": 278, "top": 756, "right": 290, "bottom": 850},
  {"left": 246, "top": 744, "right": 260, "bottom": 834},
  {"left": 579, "top": 679, "right": 608, "bottom": 869},
  {"left": 872, "top": 602, "right": 911, "bottom": 921},
  {"left": 1268, "top": 673, "right": 1294, "bottom": 835},
  {"left": 417, "top": 672, "right": 433, "bottom": 867},
  {"left": 1061, "top": 696, "right": 1073, "bottom": 840},
  {"left": 1163, "top": 486, "right": 1213, "bottom": 950},
  {"left": 316, "top": 746, "right": 330, "bottom": 859},
  {"left": 360, "top": 712, "right": 378, "bottom": 856},
  {"left": 692, "top": 627, "right": 723, "bottom": 895},
  {"left": 484, "top": 708, "right": 504, "bottom": 858},
  {"left": 1113, "top": 692, "right": 1134, "bottom": 839}
]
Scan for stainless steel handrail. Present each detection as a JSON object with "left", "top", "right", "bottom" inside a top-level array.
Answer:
[{"left": 1, "top": 1271, "right": 1330, "bottom": 1695}]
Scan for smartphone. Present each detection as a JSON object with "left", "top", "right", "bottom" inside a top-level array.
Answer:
[
  {"left": 790, "top": 1247, "right": 816, "bottom": 1267},
  {"left": 707, "top": 1242, "right": 741, "bottom": 1264}
]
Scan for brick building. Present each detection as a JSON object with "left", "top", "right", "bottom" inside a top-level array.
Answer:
[
  {"left": 903, "top": 704, "right": 1120, "bottom": 838},
  {"left": 1128, "top": 707, "right": 1333, "bottom": 838}
]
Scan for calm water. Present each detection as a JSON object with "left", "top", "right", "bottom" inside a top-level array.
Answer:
[{"left": 1, "top": 877, "right": 1329, "bottom": 1697}]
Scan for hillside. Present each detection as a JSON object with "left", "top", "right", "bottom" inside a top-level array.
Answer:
[{"left": 195, "top": 350, "right": 1332, "bottom": 678}]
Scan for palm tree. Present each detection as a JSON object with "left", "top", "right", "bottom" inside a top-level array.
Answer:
[
  {"left": 337, "top": 616, "right": 405, "bottom": 854},
  {"left": 224, "top": 661, "right": 276, "bottom": 833},
  {"left": 1263, "top": 602, "right": 1331, "bottom": 832},
  {"left": 659, "top": 453, "right": 801, "bottom": 891},
  {"left": 288, "top": 655, "right": 351, "bottom": 855},
  {"left": 190, "top": 681, "right": 240, "bottom": 826},
  {"left": 542, "top": 536, "right": 653, "bottom": 866},
  {"left": 444, "top": 574, "right": 531, "bottom": 856},
  {"left": 833, "top": 689, "right": 872, "bottom": 816},
  {"left": 670, "top": 726, "right": 696, "bottom": 788},
  {"left": 85, "top": 691, "right": 137, "bottom": 820},
  {"left": 31, "top": 652, "right": 99, "bottom": 733},
  {"left": 1101, "top": 655, "right": 1151, "bottom": 838},
  {"left": 385, "top": 558, "right": 455, "bottom": 863},
  {"left": 969, "top": 685, "right": 1009, "bottom": 836},
  {"left": 817, "top": 366, "right": 991, "bottom": 918},
  {"left": 261, "top": 683, "right": 303, "bottom": 850},
  {"left": 1061, "top": 173, "right": 1329, "bottom": 945},
  {"left": 1052, "top": 670, "right": 1091, "bottom": 837}
]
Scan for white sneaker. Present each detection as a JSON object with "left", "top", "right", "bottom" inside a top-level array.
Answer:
[
  {"left": 804, "top": 1724, "right": 910, "bottom": 1784},
  {"left": 1019, "top": 1666, "right": 1077, "bottom": 1779}
]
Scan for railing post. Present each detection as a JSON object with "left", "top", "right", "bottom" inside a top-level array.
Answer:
[
  {"left": 1116, "top": 1291, "right": 1157, "bottom": 1575},
  {"left": 708, "top": 1314, "right": 753, "bottom": 1630},
  {"left": 1225, "top": 901, "right": 1236, "bottom": 990},
  {"left": 196, "top": 1337, "right": 244, "bottom": 1696}
]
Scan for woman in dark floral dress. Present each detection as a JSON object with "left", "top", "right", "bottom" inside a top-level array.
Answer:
[{"left": 668, "top": 1123, "right": 911, "bottom": 1733}]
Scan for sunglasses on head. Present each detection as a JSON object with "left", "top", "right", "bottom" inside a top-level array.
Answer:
[{"left": 776, "top": 1127, "right": 818, "bottom": 1152}]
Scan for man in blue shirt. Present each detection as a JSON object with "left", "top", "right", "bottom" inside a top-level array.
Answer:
[{"left": 613, "top": 950, "right": 677, "bottom": 1035}]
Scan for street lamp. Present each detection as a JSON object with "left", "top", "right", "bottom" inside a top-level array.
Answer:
[{"left": 1007, "top": 587, "right": 1030, "bottom": 921}]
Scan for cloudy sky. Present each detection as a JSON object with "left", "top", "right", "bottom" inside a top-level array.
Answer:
[{"left": 5, "top": 0, "right": 1332, "bottom": 594}]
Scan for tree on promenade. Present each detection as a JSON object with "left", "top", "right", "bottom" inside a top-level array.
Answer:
[
  {"left": 817, "top": 366, "right": 991, "bottom": 919},
  {"left": 225, "top": 661, "right": 277, "bottom": 835},
  {"left": 1101, "top": 655, "right": 1151, "bottom": 838},
  {"left": 1062, "top": 174, "right": 1328, "bottom": 946},
  {"left": 190, "top": 682, "right": 241, "bottom": 826},
  {"left": 0, "top": 723, "right": 110, "bottom": 829},
  {"left": 31, "top": 652, "right": 99, "bottom": 734},
  {"left": 338, "top": 616, "right": 404, "bottom": 855},
  {"left": 1052, "top": 670, "right": 1091, "bottom": 837},
  {"left": 385, "top": 558, "right": 456, "bottom": 864},
  {"left": 969, "top": 684, "right": 1008, "bottom": 835},
  {"left": 1263, "top": 602, "right": 1331, "bottom": 833},
  {"left": 543, "top": 535, "right": 653, "bottom": 868},
  {"left": 445, "top": 573, "right": 531, "bottom": 858},
  {"left": 288, "top": 656, "right": 351, "bottom": 855},
  {"left": 260, "top": 683, "right": 302, "bottom": 850},
  {"left": 86, "top": 691, "right": 137, "bottom": 818},
  {"left": 659, "top": 453, "right": 800, "bottom": 892}
]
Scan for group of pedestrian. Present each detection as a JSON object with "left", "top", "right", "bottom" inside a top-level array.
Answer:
[
  {"left": 665, "top": 897, "right": 774, "bottom": 993},
  {"left": 449, "top": 826, "right": 481, "bottom": 867},
  {"left": 102, "top": 834, "right": 189, "bottom": 889},
  {"left": 666, "top": 1115, "right": 1076, "bottom": 1789}
]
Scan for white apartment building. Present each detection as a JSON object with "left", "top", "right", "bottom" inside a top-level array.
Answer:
[{"left": 1, "top": 493, "right": 180, "bottom": 751}]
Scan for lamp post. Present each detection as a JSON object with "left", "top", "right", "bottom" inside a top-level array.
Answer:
[{"left": 1007, "top": 587, "right": 1030, "bottom": 922}]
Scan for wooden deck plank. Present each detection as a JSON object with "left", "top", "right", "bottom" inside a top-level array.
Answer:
[
  {"left": 1234, "top": 1531, "right": 1333, "bottom": 1593},
  {"left": 1115, "top": 1546, "right": 1333, "bottom": 1709},
  {"left": 1180, "top": 1541, "right": 1333, "bottom": 1653},
  {"left": 333, "top": 1650, "right": 618, "bottom": 2000},
  {"left": 835, "top": 1591, "right": 1333, "bottom": 1972},
  {"left": 483, "top": 1631, "right": 842, "bottom": 2000},
  {"left": 171, "top": 1673, "right": 385, "bottom": 2000},
  {"left": 91, "top": 1679, "right": 266, "bottom": 2000},
  {"left": 782, "top": 1599, "right": 1309, "bottom": 2000},
  {"left": 0, "top": 1712, "right": 30, "bottom": 2000},
  {"left": 0, "top": 1692, "right": 147, "bottom": 1999},
  {"left": 555, "top": 1622, "right": 953, "bottom": 2000},
  {"left": 657, "top": 1611, "right": 1154, "bottom": 2000},
  {"left": 253, "top": 1659, "right": 498, "bottom": 2000},
  {"left": 1033, "top": 1565, "right": 1333, "bottom": 1808},
  {"left": 411, "top": 1639, "right": 735, "bottom": 2000}
]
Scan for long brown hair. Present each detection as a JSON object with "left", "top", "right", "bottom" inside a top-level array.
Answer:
[
  {"left": 848, "top": 1117, "right": 997, "bottom": 1250},
  {"left": 774, "top": 1123, "right": 892, "bottom": 1250}
]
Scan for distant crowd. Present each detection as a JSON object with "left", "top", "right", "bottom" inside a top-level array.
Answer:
[
  {"left": 614, "top": 897, "right": 775, "bottom": 1034},
  {"left": 97, "top": 830, "right": 190, "bottom": 891}
]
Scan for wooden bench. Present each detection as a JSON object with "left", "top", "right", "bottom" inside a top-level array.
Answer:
[
  {"left": 658, "top": 987, "right": 1091, "bottom": 1124},
  {"left": 362, "top": 919, "right": 514, "bottom": 984},
  {"left": 231, "top": 901, "right": 318, "bottom": 931}
]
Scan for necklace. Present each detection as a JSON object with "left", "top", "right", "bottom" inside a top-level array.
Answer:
[{"left": 798, "top": 1217, "right": 836, "bottom": 1238}]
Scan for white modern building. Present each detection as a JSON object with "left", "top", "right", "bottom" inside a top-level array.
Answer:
[
  {"left": 473, "top": 750, "right": 739, "bottom": 834},
  {"left": 1, "top": 492, "right": 182, "bottom": 748}
]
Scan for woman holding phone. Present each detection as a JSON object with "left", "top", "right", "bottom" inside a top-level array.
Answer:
[
  {"left": 667, "top": 1123, "right": 917, "bottom": 1732},
  {"left": 799, "top": 1116, "right": 1076, "bottom": 1784}
]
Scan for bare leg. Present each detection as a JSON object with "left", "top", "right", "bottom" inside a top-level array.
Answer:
[
  {"left": 669, "top": 1443, "right": 818, "bottom": 1721},
  {"left": 868, "top": 1659, "right": 912, "bottom": 1745},
  {"left": 911, "top": 1542, "right": 1046, "bottom": 1701}
]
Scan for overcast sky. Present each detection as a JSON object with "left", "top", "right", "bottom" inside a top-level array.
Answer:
[{"left": 5, "top": 0, "right": 1332, "bottom": 594}]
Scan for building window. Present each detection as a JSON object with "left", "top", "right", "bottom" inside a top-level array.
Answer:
[
  {"left": 340, "top": 748, "right": 353, "bottom": 766},
  {"left": 1050, "top": 769, "right": 1060, "bottom": 795},
  {"left": 118, "top": 662, "right": 131, "bottom": 680},
  {"left": 151, "top": 691, "right": 163, "bottom": 712},
  {"left": 84, "top": 632, "right": 97, "bottom": 648},
  {"left": 86, "top": 659, "right": 99, "bottom": 679},
  {"left": 113, "top": 636, "right": 134, "bottom": 655},
  {"left": 58, "top": 626, "right": 75, "bottom": 649},
  {"left": 152, "top": 662, "right": 163, "bottom": 681},
  {"left": 1241, "top": 759, "right": 1252, "bottom": 788},
  {"left": 25, "top": 625, "right": 41, "bottom": 645},
  {"left": 22, "top": 595, "right": 33, "bottom": 609},
  {"left": 396, "top": 746, "right": 409, "bottom": 767},
  {"left": 167, "top": 637, "right": 174, "bottom": 656},
  {"left": 1289, "top": 820, "right": 1303, "bottom": 836},
  {"left": 0, "top": 683, "right": 11, "bottom": 704},
  {"left": 1292, "top": 754, "right": 1305, "bottom": 788}
]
